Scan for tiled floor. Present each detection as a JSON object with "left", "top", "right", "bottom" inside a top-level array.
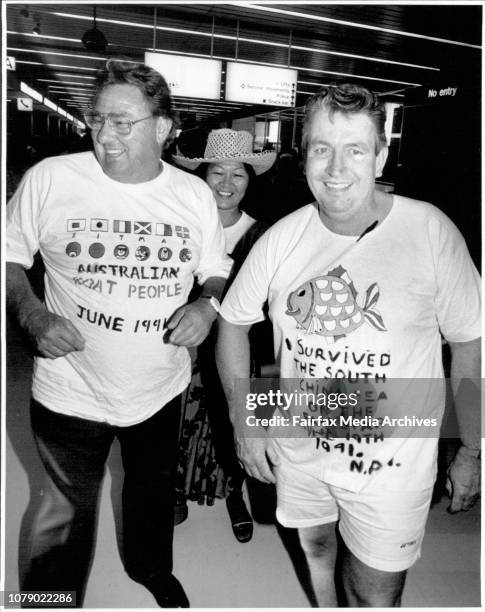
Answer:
[{"left": 3, "top": 324, "right": 481, "bottom": 609}]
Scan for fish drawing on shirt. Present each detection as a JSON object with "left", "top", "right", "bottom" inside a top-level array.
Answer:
[{"left": 285, "top": 265, "right": 386, "bottom": 343}]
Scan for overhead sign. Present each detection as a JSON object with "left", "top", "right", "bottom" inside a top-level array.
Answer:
[
  {"left": 225, "top": 62, "right": 297, "bottom": 107},
  {"left": 404, "top": 82, "right": 469, "bottom": 107},
  {"left": 17, "top": 98, "right": 33, "bottom": 112},
  {"left": 7, "top": 56, "right": 16, "bottom": 71},
  {"left": 145, "top": 51, "right": 222, "bottom": 100}
]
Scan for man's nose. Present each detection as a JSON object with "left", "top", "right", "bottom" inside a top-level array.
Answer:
[
  {"left": 96, "top": 119, "right": 116, "bottom": 143},
  {"left": 327, "top": 150, "right": 345, "bottom": 175}
]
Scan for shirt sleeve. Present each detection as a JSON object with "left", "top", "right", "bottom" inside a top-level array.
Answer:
[
  {"left": 6, "top": 162, "right": 48, "bottom": 269},
  {"left": 220, "top": 229, "right": 272, "bottom": 326},
  {"left": 431, "top": 213, "right": 481, "bottom": 343},
  {"left": 194, "top": 181, "right": 233, "bottom": 284}
]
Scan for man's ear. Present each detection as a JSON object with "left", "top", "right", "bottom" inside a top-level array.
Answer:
[
  {"left": 375, "top": 145, "right": 389, "bottom": 178},
  {"left": 156, "top": 117, "right": 173, "bottom": 145}
]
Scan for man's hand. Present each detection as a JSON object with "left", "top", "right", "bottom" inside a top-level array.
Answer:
[
  {"left": 446, "top": 446, "right": 481, "bottom": 513},
  {"left": 235, "top": 436, "right": 279, "bottom": 484},
  {"left": 24, "top": 307, "right": 86, "bottom": 359},
  {"left": 166, "top": 298, "right": 217, "bottom": 347}
]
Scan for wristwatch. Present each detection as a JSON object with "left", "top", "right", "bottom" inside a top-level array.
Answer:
[{"left": 201, "top": 295, "right": 221, "bottom": 313}]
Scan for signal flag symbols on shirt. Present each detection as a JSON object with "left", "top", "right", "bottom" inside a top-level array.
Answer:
[
  {"left": 156, "top": 223, "right": 173, "bottom": 237},
  {"left": 134, "top": 221, "right": 152, "bottom": 235},
  {"left": 175, "top": 226, "right": 190, "bottom": 239},
  {"left": 67, "top": 219, "right": 86, "bottom": 232},
  {"left": 91, "top": 218, "right": 109, "bottom": 232},
  {"left": 114, "top": 220, "right": 132, "bottom": 234}
]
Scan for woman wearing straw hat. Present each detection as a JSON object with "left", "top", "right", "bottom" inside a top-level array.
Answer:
[{"left": 172, "top": 129, "right": 276, "bottom": 543}]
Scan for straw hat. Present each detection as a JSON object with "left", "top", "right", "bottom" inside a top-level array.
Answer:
[{"left": 173, "top": 128, "right": 276, "bottom": 175}]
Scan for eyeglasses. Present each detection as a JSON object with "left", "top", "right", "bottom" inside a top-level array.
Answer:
[{"left": 83, "top": 112, "right": 154, "bottom": 136}]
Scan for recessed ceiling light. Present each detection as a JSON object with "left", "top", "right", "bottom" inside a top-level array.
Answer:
[
  {"left": 228, "top": 3, "right": 481, "bottom": 49},
  {"left": 39, "top": 79, "right": 95, "bottom": 87},
  {"left": 54, "top": 73, "right": 96, "bottom": 80},
  {"left": 8, "top": 30, "right": 80, "bottom": 44},
  {"left": 50, "top": 10, "right": 438, "bottom": 71},
  {"left": 8, "top": 47, "right": 104, "bottom": 61},
  {"left": 48, "top": 86, "right": 94, "bottom": 92}
]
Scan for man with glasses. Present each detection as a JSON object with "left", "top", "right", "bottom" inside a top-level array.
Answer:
[{"left": 6, "top": 59, "right": 232, "bottom": 608}]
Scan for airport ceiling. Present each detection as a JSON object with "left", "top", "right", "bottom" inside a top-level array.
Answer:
[{"left": 6, "top": 2, "right": 482, "bottom": 129}]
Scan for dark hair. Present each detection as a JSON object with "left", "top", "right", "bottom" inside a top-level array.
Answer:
[
  {"left": 301, "top": 83, "right": 387, "bottom": 158},
  {"left": 94, "top": 58, "right": 176, "bottom": 122}
]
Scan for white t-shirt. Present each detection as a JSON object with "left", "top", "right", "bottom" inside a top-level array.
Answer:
[
  {"left": 7, "top": 151, "right": 232, "bottom": 425},
  {"left": 220, "top": 197, "right": 481, "bottom": 492},
  {"left": 223, "top": 211, "right": 256, "bottom": 255}
]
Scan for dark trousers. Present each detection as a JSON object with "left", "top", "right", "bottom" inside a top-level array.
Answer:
[{"left": 21, "top": 396, "right": 181, "bottom": 605}]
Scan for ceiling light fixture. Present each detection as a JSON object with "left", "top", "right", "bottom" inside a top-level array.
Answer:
[
  {"left": 8, "top": 46, "right": 104, "bottom": 61},
  {"left": 8, "top": 30, "right": 80, "bottom": 43},
  {"left": 81, "top": 6, "right": 108, "bottom": 53},
  {"left": 38, "top": 78, "right": 95, "bottom": 87},
  {"left": 52, "top": 10, "right": 438, "bottom": 71},
  {"left": 20, "top": 81, "right": 43, "bottom": 102},
  {"left": 16, "top": 60, "right": 42, "bottom": 66},
  {"left": 48, "top": 89, "right": 94, "bottom": 95},
  {"left": 229, "top": 2, "right": 481, "bottom": 49},
  {"left": 43, "top": 97, "right": 58, "bottom": 111},
  {"left": 54, "top": 73, "right": 96, "bottom": 79}
]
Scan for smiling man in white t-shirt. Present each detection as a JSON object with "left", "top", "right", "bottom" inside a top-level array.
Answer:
[
  {"left": 216, "top": 83, "right": 480, "bottom": 607},
  {"left": 7, "top": 59, "right": 232, "bottom": 608}
]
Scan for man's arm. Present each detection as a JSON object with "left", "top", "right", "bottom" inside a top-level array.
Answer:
[
  {"left": 6, "top": 261, "right": 85, "bottom": 359},
  {"left": 446, "top": 337, "right": 481, "bottom": 513},
  {"left": 215, "top": 317, "right": 279, "bottom": 484},
  {"left": 166, "top": 276, "right": 227, "bottom": 347}
]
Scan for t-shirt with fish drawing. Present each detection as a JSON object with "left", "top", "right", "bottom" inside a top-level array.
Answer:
[{"left": 220, "top": 196, "right": 481, "bottom": 492}]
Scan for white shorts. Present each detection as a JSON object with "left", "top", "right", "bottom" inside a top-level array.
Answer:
[{"left": 274, "top": 461, "right": 433, "bottom": 572}]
